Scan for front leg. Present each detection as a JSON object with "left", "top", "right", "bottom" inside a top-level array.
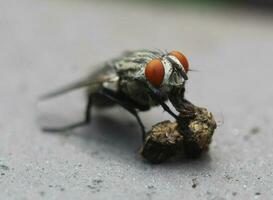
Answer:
[
  {"left": 168, "top": 86, "right": 197, "bottom": 120},
  {"left": 148, "top": 85, "right": 195, "bottom": 140},
  {"left": 148, "top": 86, "right": 179, "bottom": 120}
]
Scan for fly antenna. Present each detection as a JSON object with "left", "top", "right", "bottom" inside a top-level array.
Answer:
[{"left": 188, "top": 68, "right": 200, "bottom": 72}]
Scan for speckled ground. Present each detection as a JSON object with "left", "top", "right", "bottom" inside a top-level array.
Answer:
[{"left": 0, "top": 0, "right": 273, "bottom": 199}]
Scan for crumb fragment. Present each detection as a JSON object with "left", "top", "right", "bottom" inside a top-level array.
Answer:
[
  {"left": 140, "top": 102, "right": 217, "bottom": 163},
  {"left": 87, "top": 179, "right": 103, "bottom": 193},
  {"left": 192, "top": 178, "right": 198, "bottom": 188},
  {"left": 140, "top": 121, "right": 183, "bottom": 163},
  {"left": 0, "top": 164, "right": 9, "bottom": 171},
  {"left": 178, "top": 105, "right": 217, "bottom": 158}
]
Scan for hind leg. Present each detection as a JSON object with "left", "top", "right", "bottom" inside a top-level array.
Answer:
[
  {"left": 42, "top": 94, "right": 93, "bottom": 132},
  {"left": 99, "top": 88, "right": 147, "bottom": 141},
  {"left": 42, "top": 87, "right": 147, "bottom": 141}
]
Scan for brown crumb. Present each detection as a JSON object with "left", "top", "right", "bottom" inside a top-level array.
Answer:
[
  {"left": 192, "top": 178, "right": 198, "bottom": 188},
  {"left": 140, "top": 103, "right": 217, "bottom": 163}
]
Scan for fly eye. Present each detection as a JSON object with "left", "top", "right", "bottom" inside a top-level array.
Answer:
[
  {"left": 145, "top": 59, "right": 165, "bottom": 87},
  {"left": 169, "top": 51, "right": 189, "bottom": 73}
]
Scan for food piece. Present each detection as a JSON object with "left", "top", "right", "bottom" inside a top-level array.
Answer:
[
  {"left": 187, "top": 107, "right": 217, "bottom": 151},
  {"left": 178, "top": 106, "right": 217, "bottom": 158},
  {"left": 141, "top": 103, "right": 217, "bottom": 163},
  {"left": 140, "top": 121, "right": 183, "bottom": 163}
]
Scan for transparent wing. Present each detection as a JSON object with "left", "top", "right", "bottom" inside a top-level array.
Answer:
[
  {"left": 39, "top": 78, "right": 101, "bottom": 100},
  {"left": 39, "top": 65, "right": 116, "bottom": 100}
]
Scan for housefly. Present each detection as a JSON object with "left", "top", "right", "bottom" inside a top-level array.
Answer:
[{"left": 40, "top": 49, "right": 190, "bottom": 140}]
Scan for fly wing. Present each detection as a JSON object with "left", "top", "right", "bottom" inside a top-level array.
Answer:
[
  {"left": 39, "top": 79, "right": 99, "bottom": 100},
  {"left": 40, "top": 50, "right": 161, "bottom": 101},
  {"left": 40, "top": 65, "right": 115, "bottom": 101}
]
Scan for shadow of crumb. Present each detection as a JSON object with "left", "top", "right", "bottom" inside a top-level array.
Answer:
[
  {"left": 43, "top": 113, "right": 144, "bottom": 163},
  {"left": 77, "top": 114, "right": 142, "bottom": 149},
  {"left": 160, "top": 151, "right": 212, "bottom": 169}
]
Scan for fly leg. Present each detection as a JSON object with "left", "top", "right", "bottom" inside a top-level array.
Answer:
[
  {"left": 149, "top": 86, "right": 179, "bottom": 120},
  {"left": 42, "top": 94, "right": 93, "bottom": 132},
  {"left": 149, "top": 87, "right": 195, "bottom": 139},
  {"left": 99, "top": 88, "right": 147, "bottom": 141}
]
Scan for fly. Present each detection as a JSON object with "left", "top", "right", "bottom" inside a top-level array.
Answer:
[{"left": 40, "top": 49, "right": 190, "bottom": 141}]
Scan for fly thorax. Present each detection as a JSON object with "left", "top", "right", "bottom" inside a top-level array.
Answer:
[{"left": 119, "top": 78, "right": 154, "bottom": 107}]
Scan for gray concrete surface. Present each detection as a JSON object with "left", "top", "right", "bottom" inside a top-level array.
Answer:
[{"left": 0, "top": 0, "right": 273, "bottom": 199}]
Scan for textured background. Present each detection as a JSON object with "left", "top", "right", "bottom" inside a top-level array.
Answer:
[{"left": 0, "top": 0, "right": 273, "bottom": 199}]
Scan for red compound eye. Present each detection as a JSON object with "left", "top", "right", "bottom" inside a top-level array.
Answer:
[
  {"left": 169, "top": 51, "right": 189, "bottom": 73},
  {"left": 145, "top": 59, "right": 165, "bottom": 87}
]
